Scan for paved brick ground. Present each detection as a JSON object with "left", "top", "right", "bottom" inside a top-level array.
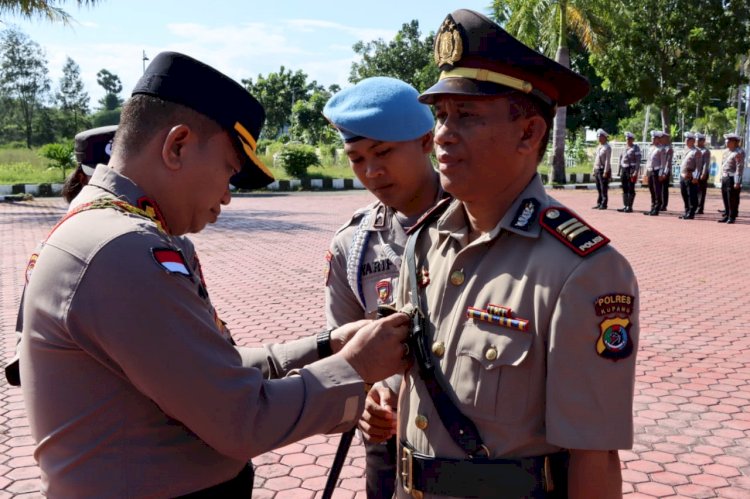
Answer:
[{"left": 1, "top": 186, "right": 749, "bottom": 498}]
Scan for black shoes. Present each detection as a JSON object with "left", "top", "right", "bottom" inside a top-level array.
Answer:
[
  {"left": 679, "top": 214, "right": 695, "bottom": 220},
  {"left": 592, "top": 205, "right": 601, "bottom": 209},
  {"left": 617, "top": 207, "right": 634, "bottom": 213},
  {"left": 727, "top": 218, "right": 736, "bottom": 224},
  {"left": 718, "top": 217, "right": 728, "bottom": 223}
]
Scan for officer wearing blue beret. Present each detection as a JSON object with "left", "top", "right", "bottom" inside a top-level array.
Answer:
[
  {"left": 322, "top": 76, "right": 442, "bottom": 499},
  {"left": 361, "top": 9, "right": 639, "bottom": 498},
  {"left": 20, "top": 52, "right": 412, "bottom": 497}
]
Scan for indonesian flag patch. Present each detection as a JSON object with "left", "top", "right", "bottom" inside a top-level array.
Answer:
[{"left": 151, "top": 248, "right": 191, "bottom": 277}]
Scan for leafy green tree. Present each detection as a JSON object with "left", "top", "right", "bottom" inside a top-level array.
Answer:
[
  {"left": 96, "top": 68, "right": 123, "bottom": 111},
  {"left": 0, "top": 0, "right": 103, "bottom": 24},
  {"left": 38, "top": 140, "right": 74, "bottom": 180},
  {"left": 0, "top": 27, "right": 51, "bottom": 148},
  {"left": 692, "top": 106, "right": 736, "bottom": 145},
  {"left": 349, "top": 20, "right": 438, "bottom": 92},
  {"left": 492, "top": 0, "right": 614, "bottom": 184},
  {"left": 591, "top": 0, "right": 750, "bottom": 135},
  {"left": 242, "top": 67, "right": 319, "bottom": 139},
  {"left": 56, "top": 56, "right": 89, "bottom": 137},
  {"left": 290, "top": 85, "right": 339, "bottom": 145}
]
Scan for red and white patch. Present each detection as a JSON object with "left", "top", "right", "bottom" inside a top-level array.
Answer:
[
  {"left": 324, "top": 250, "right": 333, "bottom": 286},
  {"left": 152, "top": 248, "right": 191, "bottom": 276}
]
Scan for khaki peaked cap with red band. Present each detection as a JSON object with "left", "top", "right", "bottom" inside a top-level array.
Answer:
[
  {"left": 419, "top": 9, "right": 590, "bottom": 108},
  {"left": 131, "top": 51, "right": 274, "bottom": 190}
]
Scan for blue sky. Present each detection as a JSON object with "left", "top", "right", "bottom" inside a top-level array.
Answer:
[{"left": 7, "top": 1, "right": 491, "bottom": 106}]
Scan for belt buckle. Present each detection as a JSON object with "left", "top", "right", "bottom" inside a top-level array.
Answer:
[{"left": 400, "top": 445, "right": 414, "bottom": 494}]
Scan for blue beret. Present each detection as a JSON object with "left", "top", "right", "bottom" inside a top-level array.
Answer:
[
  {"left": 132, "top": 51, "right": 273, "bottom": 190},
  {"left": 323, "top": 77, "right": 434, "bottom": 142}
]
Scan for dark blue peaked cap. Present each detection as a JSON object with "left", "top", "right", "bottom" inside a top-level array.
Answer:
[
  {"left": 131, "top": 51, "right": 274, "bottom": 190},
  {"left": 75, "top": 125, "right": 117, "bottom": 167},
  {"left": 420, "top": 9, "right": 590, "bottom": 108}
]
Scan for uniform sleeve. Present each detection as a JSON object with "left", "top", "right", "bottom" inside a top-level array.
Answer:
[
  {"left": 604, "top": 146, "right": 612, "bottom": 175},
  {"left": 234, "top": 336, "right": 319, "bottom": 378},
  {"left": 694, "top": 150, "right": 703, "bottom": 177},
  {"left": 325, "top": 235, "right": 366, "bottom": 328},
  {"left": 546, "top": 247, "right": 639, "bottom": 450},
  {"left": 67, "top": 232, "right": 365, "bottom": 461}
]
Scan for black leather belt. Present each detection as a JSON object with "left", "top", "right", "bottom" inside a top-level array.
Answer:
[
  {"left": 175, "top": 464, "right": 253, "bottom": 498},
  {"left": 399, "top": 441, "right": 569, "bottom": 498}
]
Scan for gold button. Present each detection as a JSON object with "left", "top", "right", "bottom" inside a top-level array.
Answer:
[
  {"left": 432, "top": 341, "right": 446, "bottom": 358},
  {"left": 450, "top": 270, "right": 465, "bottom": 286},
  {"left": 415, "top": 415, "right": 428, "bottom": 430},
  {"left": 485, "top": 347, "right": 498, "bottom": 361}
]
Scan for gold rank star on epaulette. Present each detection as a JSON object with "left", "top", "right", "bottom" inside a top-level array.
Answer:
[{"left": 539, "top": 207, "right": 609, "bottom": 256}]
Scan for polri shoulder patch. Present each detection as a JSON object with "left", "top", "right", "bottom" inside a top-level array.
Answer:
[
  {"left": 539, "top": 207, "right": 609, "bottom": 257},
  {"left": 152, "top": 248, "right": 191, "bottom": 277}
]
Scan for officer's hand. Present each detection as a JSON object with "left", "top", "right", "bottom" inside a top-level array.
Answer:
[
  {"left": 358, "top": 385, "right": 398, "bottom": 443},
  {"left": 330, "top": 320, "right": 371, "bottom": 354},
  {"left": 339, "top": 313, "right": 410, "bottom": 384}
]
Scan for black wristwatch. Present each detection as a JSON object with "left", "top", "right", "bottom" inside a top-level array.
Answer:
[{"left": 317, "top": 328, "right": 334, "bottom": 359}]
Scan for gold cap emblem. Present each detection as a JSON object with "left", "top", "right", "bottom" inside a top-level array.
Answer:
[{"left": 434, "top": 17, "right": 463, "bottom": 68}]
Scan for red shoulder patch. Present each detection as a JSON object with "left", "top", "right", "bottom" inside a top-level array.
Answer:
[{"left": 539, "top": 207, "right": 609, "bottom": 257}]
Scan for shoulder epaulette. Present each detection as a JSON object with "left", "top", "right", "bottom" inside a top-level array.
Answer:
[
  {"left": 334, "top": 201, "right": 378, "bottom": 234},
  {"left": 406, "top": 195, "right": 454, "bottom": 235},
  {"left": 539, "top": 206, "right": 609, "bottom": 257}
]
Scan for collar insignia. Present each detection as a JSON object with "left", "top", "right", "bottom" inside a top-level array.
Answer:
[
  {"left": 435, "top": 16, "right": 463, "bottom": 69},
  {"left": 511, "top": 198, "right": 540, "bottom": 231}
]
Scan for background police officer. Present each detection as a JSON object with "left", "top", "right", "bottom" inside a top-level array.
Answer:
[
  {"left": 592, "top": 128, "right": 612, "bottom": 209},
  {"left": 617, "top": 131, "right": 641, "bottom": 213},
  {"left": 678, "top": 131, "right": 702, "bottom": 219},
  {"left": 322, "top": 76, "right": 441, "bottom": 499},
  {"left": 644, "top": 130, "right": 666, "bottom": 216},
  {"left": 62, "top": 125, "right": 118, "bottom": 203},
  {"left": 718, "top": 132, "right": 744, "bottom": 223},
  {"left": 661, "top": 132, "right": 674, "bottom": 211},
  {"left": 696, "top": 132, "right": 711, "bottom": 214}
]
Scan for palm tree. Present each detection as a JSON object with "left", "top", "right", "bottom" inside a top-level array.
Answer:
[
  {"left": 0, "top": 1, "right": 103, "bottom": 24},
  {"left": 490, "top": 0, "right": 613, "bottom": 184}
]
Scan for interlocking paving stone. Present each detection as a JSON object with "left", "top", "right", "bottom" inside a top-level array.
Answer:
[{"left": 1, "top": 187, "right": 749, "bottom": 497}]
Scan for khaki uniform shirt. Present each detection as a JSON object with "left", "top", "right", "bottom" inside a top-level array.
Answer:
[
  {"left": 325, "top": 202, "right": 412, "bottom": 327},
  {"left": 20, "top": 166, "right": 365, "bottom": 498},
  {"left": 646, "top": 145, "right": 666, "bottom": 175},
  {"left": 697, "top": 146, "right": 711, "bottom": 179},
  {"left": 680, "top": 146, "right": 702, "bottom": 179},
  {"left": 721, "top": 149, "right": 744, "bottom": 185},
  {"left": 396, "top": 176, "right": 638, "bottom": 499},
  {"left": 664, "top": 145, "right": 674, "bottom": 177},
  {"left": 618, "top": 143, "right": 642, "bottom": 177},
  {"left": 592, "top": 143, "right": 612, "bottom": 175}
]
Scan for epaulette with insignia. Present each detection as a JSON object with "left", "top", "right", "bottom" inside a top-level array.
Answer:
[
  {"left": 539, "top": 207, "right": 609, "bottom": 257},
  {"left": 405, "top": 195, "right": 454, "bottom": 235},
  {"left": 333, "top": 203, "right": 375, "bottom": 234}
]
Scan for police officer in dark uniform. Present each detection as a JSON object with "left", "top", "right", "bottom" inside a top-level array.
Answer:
[
  {"left": 718, "top": 132, "right": 744, "bottom": 223},
  {"left": 661, "top": 132, "right": 674, "bottom": 211},
  {"left": 678, "top": 131, "right": 702, "bottom": 219}
]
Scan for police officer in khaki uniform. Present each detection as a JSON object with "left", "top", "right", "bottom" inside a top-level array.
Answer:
[
  {"left": 696, "top": 132, "right": 711, "bottom": 214},
  {"left": 322, "top": 76, "right": 441, "bottom": 499},
  {"left": 643, "top": 130, "right": 666, "bottom": 216},
  {"left": 62, "top": 125, "right": 118, "bottom": 203},
  {"left": 592, "top": 128, "right": 612, "bottom": 209},
  {"left": 19, "top": 51, "right": 411, "bottom": 498},
  {"left": 362, "top": 10, "right": 639, "bottom": 498},
  {"left": 661, "top": 132, "right": 674, "bottom": 211},
  {"left": 678, "top": 131, "right": 702, "bottom": 219},
  {"left": 718, "top": 132, "right": 744, "bottom": 223},
  {"left": 617, "top": 131, "right": 641, "bottom": 213},
  {"left": 5, "top": 125, "right": 119, "bottom": 386}
]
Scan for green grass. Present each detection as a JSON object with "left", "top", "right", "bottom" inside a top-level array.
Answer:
[{"left": 0, "top": 147, "right": 69, "bottom": 184}]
